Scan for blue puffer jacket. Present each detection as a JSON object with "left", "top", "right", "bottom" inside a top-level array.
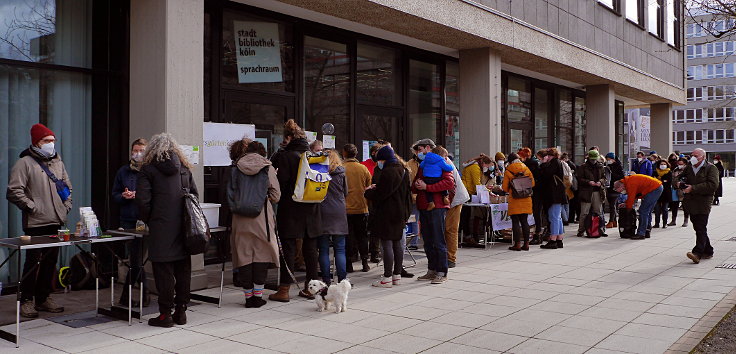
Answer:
[{"left": 112, "top": 164, "right": 140, "bottom": 225}]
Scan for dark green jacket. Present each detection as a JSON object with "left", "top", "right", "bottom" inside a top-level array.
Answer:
[{"left": 682, "top": 161, "right": 719, "bottom": 215}]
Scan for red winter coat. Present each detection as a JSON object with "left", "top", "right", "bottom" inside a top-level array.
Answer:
[{"left": 412, "top": 168, "right": 455, "bottom": 210}]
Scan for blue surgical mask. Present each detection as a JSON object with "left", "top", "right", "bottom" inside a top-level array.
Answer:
[
  {"left": 488, "top": 166, "right": 495, "bottom": 172},
  {"left": 377, "top": 161, "right": 385, "bottom": 169},
  {"left": 417, "top": 152, "right": 426, "bottom": 161}
]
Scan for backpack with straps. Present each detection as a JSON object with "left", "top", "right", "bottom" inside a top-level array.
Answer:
[
  {"left": 510, "top": 172, "right": 534, "bottom": 198},
  {"left": 227, "top": 166, "right": 269, "bottom": 217}
]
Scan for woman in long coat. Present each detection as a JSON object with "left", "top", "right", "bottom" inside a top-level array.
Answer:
[
  {"left": 365, "top": 146, "right": 411, "bottom": 287},
  {"left": 502, "top": 153, "right": 534, "bottom": 251},
  {"left": 136, "top": 133, "right": 196, "bottom": 328},
  {"left": 538, "top": 148, "right": 568, "bottom": 249},
  {"left": 229, "top": 139, "right": 280, "bottom": 308}
]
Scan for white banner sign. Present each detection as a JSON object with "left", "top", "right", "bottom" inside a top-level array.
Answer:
[
  {"left": 203, "top": 123, "right": 256, "bottom": 166},
  {"left": 489, "top": 203, "right": 535, "bottom": 230},
  {"left": 234, "top": 21, "right": 283, "bottom": 83}
]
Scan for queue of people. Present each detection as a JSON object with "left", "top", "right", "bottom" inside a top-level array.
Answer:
[{"left": 3, "top": 121, "right": 725, "bottom": 328}]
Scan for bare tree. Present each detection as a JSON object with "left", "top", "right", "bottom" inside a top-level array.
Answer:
[
  {"left": 686, "top": 0, "right": 736, "bottom": 39},
  {"left": 0, "top": 0, "right": 55, "bottom": 61}
]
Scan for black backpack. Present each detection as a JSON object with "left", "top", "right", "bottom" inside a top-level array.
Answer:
[
  {"left": 69, "top": 252, "right": 104, "bottom": 290},
  {"left": 227, "top": 166, "right": 269, "bottom": 217}
]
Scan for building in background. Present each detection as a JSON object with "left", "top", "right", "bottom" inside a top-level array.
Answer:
[{"left": 675, "top": 12, "right": 736, "bottom": 173}]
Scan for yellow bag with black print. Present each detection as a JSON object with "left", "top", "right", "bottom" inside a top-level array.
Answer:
[{"left": 292, "top": 152, "right": 331, "bottom": 203}]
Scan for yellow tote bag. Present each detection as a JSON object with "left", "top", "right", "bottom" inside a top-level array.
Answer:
[{"left": 292, "top": 152, "right": 331, "bottom": 203}]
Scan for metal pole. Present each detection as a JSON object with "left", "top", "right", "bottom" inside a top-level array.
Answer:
[
  {"left": 16, "top": 249, "right": 21, "bottom": 348},
  {"left": 95, "top": 277, "right": 99, "bottom": 317},
  {"left": 128, "top": 284, "right": 132, "bottom": 325},
  {"left": 139, "top": 280, "right": 143, "bottom": 323},
  {"left": 218, "top": 262, "right": 225, "bottom": 308},
  {"left": 110, "top": 276, "right": 114, "bottom": 307}
]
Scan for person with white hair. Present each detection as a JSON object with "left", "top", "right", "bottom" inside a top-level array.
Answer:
[
  {"left": 136, "top": 133, "right": 197, "bottom": 327},
  {"left": 681, "top": 148, "right": 720, "bottom": 264}
]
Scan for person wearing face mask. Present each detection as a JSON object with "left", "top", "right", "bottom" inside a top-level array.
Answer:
[
  {"left": 460, "top": 153, "right": 494, "bottom": 245},
  {"left": 669, "top": 157, "right": 690, "bottom": 227},
  {"left": 604, "top": 153, "right": 625, "bottom": 228},
  {"left": 652, "top": 160, "right": 672, "bottom": 229},
  {"left": 7, "top": 123, "right": 72, "bottom": 318},
  {"left": 494, "top": 152, "right": 506, "bottom": 185},
  {"left": 682, "top": 148, "right": 720, "bottom": 264},
  {"left": 631, "top": 151, "right": 653, "bottom": 176},
  {"left": 111, "top": 138, "right": 149, "bottom": 306},
  {"left": 712, "top": 155, "right": 724, "bottom": 205},
  {"left": 575, "top": 150, "right": 607, "bottom": 238},
  {"left": 538, "top": 148, "right": 568, "bottom": 249}
]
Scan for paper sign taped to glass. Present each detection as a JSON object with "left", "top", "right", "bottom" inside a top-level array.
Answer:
[
  {"left": 489, "top": 203, "right": 535, "bottom": 230},
  {"left": 233, "top": 21, "right": 283, "bottom": 83},
  {"left": 203, "top": 122, "right": 256, "bottom": 166}
]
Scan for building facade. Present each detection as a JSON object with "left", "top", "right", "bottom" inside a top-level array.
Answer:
[
  {"left": 676, "top": 13, "right": 736, "bottom": 173},
  {"left": 1, "top": 0, "right": 685, "bottom": 286}
]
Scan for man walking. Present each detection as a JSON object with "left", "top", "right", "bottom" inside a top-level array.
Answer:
[
  {"left": 682, "top": 148, "right": 719, "bottom": 264},
  {"left": 7, "top": 123, "right": 71, "bottom": 318},
  {"left": 576, "top": 150, "right": 607, "bottom": 237}
]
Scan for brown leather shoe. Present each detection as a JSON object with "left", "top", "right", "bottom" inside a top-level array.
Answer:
[
  {"left": 268, "top": 285, "right": 291, "bottom": 302},
  {"left": 605, "top": 221, "right": 615, "bottom": 229}
]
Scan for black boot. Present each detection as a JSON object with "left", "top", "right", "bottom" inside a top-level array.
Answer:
[
  {"left": 346, "top": 262, "right": 354, "bottom": 273},
  {"left": 540, "top": 241, "right": 558, "bottom": 249},
  {"left": 529, "top": 234, "right": 542, "bottom": 245},
  {"left": 172, "top": 305, "right": 187, "bottom": 325},
  {"left": 361, "top": 259, "right": 370, "bottom": 272},
  {"left": 148, "top": 312, "right": 174, "bottom": 328},
  {"left": 556, "top": 240, "right": 564, "bottom": 249}
]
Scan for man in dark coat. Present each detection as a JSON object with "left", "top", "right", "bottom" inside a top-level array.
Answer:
[
  {"left": 269, "top": 120, "right": 321, "bottom": 301},
  {"left": 576, "top": 150, "right": 607, "bottom": 237},
  {"left": 136, "top": 135, "right": 196, "bottom": 328},
  {"left": 682, "top": 148, "right": 720, "bottom": 264}
]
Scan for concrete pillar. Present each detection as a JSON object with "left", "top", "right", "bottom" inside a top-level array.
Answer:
[
  {"left": 585, "top": 85, "right": 616, "bottom": 153},
  {"left": 650, "top": 103, "right": 673, "bottom": 155},
  {"left": 130, "top": 0, "right": 207, "bottom": 291},
  {"left": 459, "top": 48, "right": 502, "bottom": 160}
]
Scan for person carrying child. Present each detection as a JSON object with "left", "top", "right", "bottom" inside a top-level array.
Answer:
[{"left": 419, "top": 147, "right": 455, "bottom": 210}]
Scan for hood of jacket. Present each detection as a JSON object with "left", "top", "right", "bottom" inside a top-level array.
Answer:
[
  {"left": 152, "top": 153, "right": 181, "bottom": 176},
  {"left": 237, "top": 153, "right": 272, "bottom": 176},
  {"left": 286, "top": 138, "right": 309, "bottom": 153},
  {"left": 421, "top": 152, "right": 445, "bottom": 166}
]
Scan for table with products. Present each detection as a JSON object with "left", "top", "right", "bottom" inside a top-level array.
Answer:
[{"left": 0, "top": 233, "right": 141, "bottom": 348}]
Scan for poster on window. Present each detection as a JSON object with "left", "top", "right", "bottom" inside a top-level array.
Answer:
[
  {"left": 234, "top": 21, "right": 282, "bottom": 83},
  {"left": 639, "top": 114, "right": 651, "bottom": 150},
  {"left": 203, "top": 122, "right": 256, "bottom": 166}
]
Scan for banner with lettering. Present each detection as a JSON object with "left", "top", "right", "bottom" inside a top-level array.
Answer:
[
  {"left": 203, "top": 122, "right": 255, "bottom": 166},
  {"left": 234, "top": 21, "right": 283, "bottom": 83}
]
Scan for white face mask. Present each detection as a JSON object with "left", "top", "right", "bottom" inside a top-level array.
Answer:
[
  {"left": 40, "top": 142, "right": 55, "bottom": 156},
  {"left": 637, "top": 157, "right": 644, "bottom": 162},
  {"left": 132, "top": 152, "right": 144, "bottom": 162},
  {"left": 678, "top": 164, "right": 685, "bottom": 169},
  {"left": 659, "top": 165, "right": 667, "bottom": 170},
  {"left": 690, "top": 156, "right": 699, "bottom": 165},
  {"left": 482, "top": 167, "right": 489, "bottom": 173}
]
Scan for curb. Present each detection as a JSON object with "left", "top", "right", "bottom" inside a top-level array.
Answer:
[{"left": 665, "top": 288, "right": 736, "bottom": 353}]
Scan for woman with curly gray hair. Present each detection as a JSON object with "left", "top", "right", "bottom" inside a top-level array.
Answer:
[{"left": 136, "top": 133, "right": 197, "bottom": 327}]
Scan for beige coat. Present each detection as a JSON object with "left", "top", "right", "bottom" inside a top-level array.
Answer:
[
  {"left": 7, "top": 148, "right": 73, "bottom": 230},
  {"left": 230, "top": 153, "right": 281, "bottom": 268}
]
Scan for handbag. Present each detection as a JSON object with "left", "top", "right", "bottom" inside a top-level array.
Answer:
[
  {"left": 292, "top": 152, "right": 332, "bottom": 203},
  {"left": 180, "top": 168, "right": 211, "bottom": 255},
  {"left": 32, "top": 157, "right": 71, "bottom": 202}
]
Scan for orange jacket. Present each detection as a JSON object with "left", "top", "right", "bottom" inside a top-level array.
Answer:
[{"left": 622, "top": 174, "right": 662, "bottom": 209}]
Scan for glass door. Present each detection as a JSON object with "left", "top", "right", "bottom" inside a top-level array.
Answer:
[{"left": 356, "top": 106, "right": 404, "bottom": 161}]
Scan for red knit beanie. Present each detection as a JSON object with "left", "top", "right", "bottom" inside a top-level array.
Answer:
[{"left": 30, "top": 123, "right": 54, "bottom": 146}]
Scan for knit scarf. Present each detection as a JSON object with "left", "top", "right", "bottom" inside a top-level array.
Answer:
[
  {"left": 130, "top": 159, "right": 142, "bottom": 171},
  {"left": 655, "top": 168, "right": 670, "bottom": 180}
]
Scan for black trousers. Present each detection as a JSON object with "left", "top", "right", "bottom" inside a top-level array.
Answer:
[
  {"left": 347, "top": 214, "right": 370, "bottom": 261},
  {"left": 532, "top": 196, "right": 545, "bottom": 234},
  {"left": 511, "top": 214, "right": 530, "bottom": 243},
  {"left": 460, "top": 205, "right": 472, "bottom": 238},
  {"left": 569, "top": 194, "right": 580, "bottom": 223},
  {"left": 690, "top": 214, "right": 714, "bottom": 257},
  {"left": 670, "top": 201, "right": 688, "bottom": 222},
  {"left": 151, "top": 257, "right": 191, "bottom": 314},
  {"left": 21, "top": 225, "right": 61, "bottom": 304},
  {"left": 120, "top": 220, "right": 147, "bottom": 290},
  {"left": 279, "top": 237, "right": 318, "bottom": 287},
  {"left": 237, "top": 262, "right": 268, "bottom": 290},
  {"left": 381, "top": 239, "right": 403, "bottom": 278}
]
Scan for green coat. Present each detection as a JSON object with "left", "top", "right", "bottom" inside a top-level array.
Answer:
[{"left": 682, "top": 161, "right": 719, "bottom": 215}]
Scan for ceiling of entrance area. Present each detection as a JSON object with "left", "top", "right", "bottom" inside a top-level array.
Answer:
[{"left": 237, "top": 0, "right": 685, "bottom": 105}]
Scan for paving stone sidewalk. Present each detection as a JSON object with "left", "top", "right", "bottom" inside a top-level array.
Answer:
[{"left": 2, "top": 179, "right": 736, "bottom": 354}]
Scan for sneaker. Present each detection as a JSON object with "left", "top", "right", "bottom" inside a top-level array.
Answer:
[
  {"left": 20, "top": 301, "right": 38, "bottom": 318},
  {"left": 686, "top": 252, "right": 700, "bottom": 264},
  {"left": 372, "top": 277, "right": 393, "bottom": 288},
  {"left": 246, "top": 297, "right": 267, "bottom": 308},
  {"left": 448, "top": 261, "right": 456, "bottom": 268},
  {"left": 148, "top": 313, "right": 174, "bottom": 328},
  {"left": 430, "top": 275, "right": 447, "bottom": 284},
  {"left": 35, "top": 297, "right": 64, "bottom": 313},
  {"left": 417, "top": 271, "right": 437, "bottom": 281},
  {"left": 392, "top": 275, "right": 401, "bottom": 285}
]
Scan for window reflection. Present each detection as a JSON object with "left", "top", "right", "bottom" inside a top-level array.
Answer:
[
  {"left": 557, "top": 90, "right": 574, "bottom": 156},
  {"left": 535, "top": 88, "right": 549, "bottom": 149},
  {"left": 445, "top": 61, "right": 460, "bottom": 166},
  {"left": 357, "top": 42, "right": 400, "bottom": 106},
  {"left": 303, "top": 36, "right": 350, "bottom": 150},
  {"left": 507, "top": 77, "right": 532, "bottom": 124},
  {"left": 574, "top": 96, "right": 587, "bottom": 164},
  {"left": 409, "top": 59, "right": 440, "bottom": 145}
]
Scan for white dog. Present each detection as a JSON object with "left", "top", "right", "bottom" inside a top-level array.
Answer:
[{"left": 306, "top": 279, "right": 351, "bottom": 314}]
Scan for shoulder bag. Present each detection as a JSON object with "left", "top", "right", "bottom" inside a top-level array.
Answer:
[{"left": 180, "top": 168, "right": 211, "bottom": 255}]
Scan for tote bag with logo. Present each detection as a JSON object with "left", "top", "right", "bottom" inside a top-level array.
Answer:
[{"left": 292, "top": 152, "right": 332, "bottom": 203}]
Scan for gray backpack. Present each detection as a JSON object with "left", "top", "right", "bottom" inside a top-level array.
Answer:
[{"left": 227, "top": 166, "right": 269, "bottom": 217}]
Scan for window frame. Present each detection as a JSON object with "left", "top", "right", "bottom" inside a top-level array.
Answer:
[{"left": 598, "top": 0, "right": 622, "bottom": 15}]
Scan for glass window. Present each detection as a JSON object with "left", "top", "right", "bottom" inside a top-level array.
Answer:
[
  {"left": 356, "top": 42, "right": 401, "bottom": 106},
  {"left": 599, "top": 0, "right": 620, "bottom": 12},
  {"left": 557, "top": 90, "right": 575, "bottom": 156},
  {"left": 0, "top": 64, "right": 92, "bottom": 252},
  {"left": 574, "top": 96, "right": 587, "bottom": 164},
  {"left": 303, "top": 36, "right": 350, "bottom": 151},
  {"left": 221, "top": 11, "right": 294, "bottom": 91},
  {"left": 507, "top": 76, "right": 532, "bottom": 124},
  {"left": 666, "top": 0, "right": 680, "bottom": 46},
  {"left": 648, "top": 0, "right": 663, "bottom": 37},
  {"left": 534, "top": 88, "right": 550, "bottom": 150},
  {"left": 444, "top": 61, "right": 460, "bottom": 166},
  {"left": 626, "top": 0, "right": 643, "bottom": 24},
  {"left": 408, "top": 59, "right": 440, "bottom": 145},
  {"left": 0, "top": 0, "right": 92, "bottom": 68}
]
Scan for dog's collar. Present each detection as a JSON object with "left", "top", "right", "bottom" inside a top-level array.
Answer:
[{"left": 318, "top": 286, "right": 328, "bottom": 300}]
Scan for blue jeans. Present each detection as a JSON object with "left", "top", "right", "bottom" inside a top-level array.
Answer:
[
  {"left": 561, "top": 204, "right": 569, "bottom": 222},
  {"left": 548, "top": 203, "right": 564, "bottom": 236},
  {"left": 318, "top": 235, "right": 347, "bottom": 283},
  {"left": 407, "top": 206, "right": 419, "bottom": 246},
  {"left": 419, "top": 208, "right": 448, "bottom": 275},
  {"left": 637, "top": 186, "right": 663, "bottom": 236}
]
